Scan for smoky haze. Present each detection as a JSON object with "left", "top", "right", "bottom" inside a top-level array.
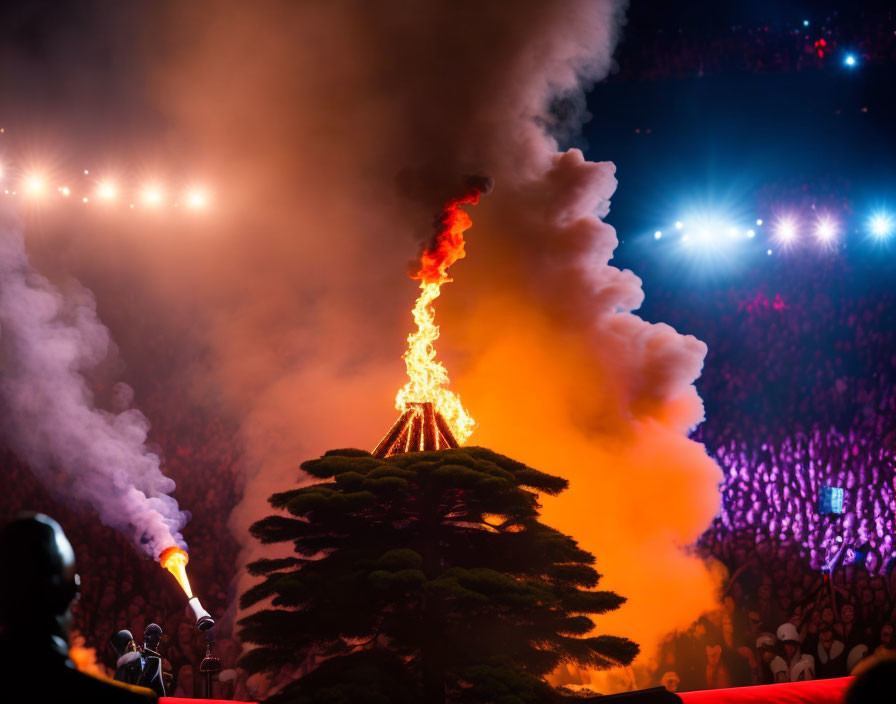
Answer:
[
  {"left": 0, "top": 208, "right": 189, "bottom": 559},
  {"left": 2, "top": 0, "right": 723, "bottom": 685},
  {"left": 146, "top": 0, "right": 722, "bottom": 677}
]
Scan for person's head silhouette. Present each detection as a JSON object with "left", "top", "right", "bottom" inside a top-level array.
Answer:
[
  {"left": 0, "top": 514, "right": 157, "bottom": 701},
  {"left": 0, "top": 513, "right": 80, "bottom": 648}
]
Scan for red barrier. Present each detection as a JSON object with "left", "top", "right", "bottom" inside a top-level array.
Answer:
[
  {"left": 161, "top": 699, "right": 255, "bottom": 704},
  {"left": 678, "top": 677, "right": 853, "bottom": 704}
]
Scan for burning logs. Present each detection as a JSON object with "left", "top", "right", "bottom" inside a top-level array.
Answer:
[{"left": 372, "top": 401, "right": 459, "bottom": 458}]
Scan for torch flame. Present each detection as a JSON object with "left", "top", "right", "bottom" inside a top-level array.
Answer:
[
  {"left": 159, "top": 546, "right": 194, "bottom": 599},
  {"left": 395, "top": 188, "right": 482, "bottom": 444}
]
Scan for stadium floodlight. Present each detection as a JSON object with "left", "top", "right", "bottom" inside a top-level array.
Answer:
[
  {"left": 654, "top": 230, "right": 662, "bottom": 239},
  {"left": 23, "top": 174, "right": 46, "bottom": 197},
  {"left": 774, "top": 215, "right": 798, "bottom": 245},
  {"left": 674, "top": 221, "right": 684, "bottom": 230},
  {"left": 756, "top": 218, "right": 763, "bottom": 226},
  {"left": 815, "top": 215, "right": 838, "bottom": 244},
  {"left": 869, "top": 211, "right": 894, "bottom": 240},
  {"left": 767, "top": 249, "right": 773, "bottom": 256},
  {"left": 185, "top": 187, "right": 208, "bottom": 210},
  {"left": 97, "top": 181, "right": 118, "bottom": 200},
  {"left": 141, "top": 184, "right": 164, "bottom": 206},
  {"left": 746, "top": 229, "right": 756, "bottom": 238}
]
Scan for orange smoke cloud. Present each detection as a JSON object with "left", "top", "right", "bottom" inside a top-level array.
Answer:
[
  {"left": 436, "top": 149, "right": 723, "bottom": 677},
  {"left": 16, "top": 1, "right": 723, "bottom": 687},
  {"left": 142, "top": 1, "right": 721, "bottom": 676}
]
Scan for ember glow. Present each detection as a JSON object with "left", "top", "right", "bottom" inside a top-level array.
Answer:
[
  {"left": 159, "top": 546, "right": 194, "bottom": 598},
  {"left": 394, "top": 187, "right": 484, "bottom": 444}
]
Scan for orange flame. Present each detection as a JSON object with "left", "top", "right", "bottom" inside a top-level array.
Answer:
[
  {"left": 395, "top": 188, "right": 482, "bottom": 444},
  {"left": 159, "top": 546, "right": 194, "bottom": 599}
]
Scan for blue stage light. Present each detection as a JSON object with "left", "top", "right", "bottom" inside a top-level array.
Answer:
[
  {"left": 844, "top": 54, "right": 857, "bottom": 67},
  {"left": 654, "top": 230, "right": 663, "bottom": 240},
  {"left": 869, "top": 211, "right": 894, "bottom": 239}
]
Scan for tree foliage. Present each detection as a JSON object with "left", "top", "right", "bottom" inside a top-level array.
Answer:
[{"left": 239, "top": 446, "right": 638, "bottom": 704}]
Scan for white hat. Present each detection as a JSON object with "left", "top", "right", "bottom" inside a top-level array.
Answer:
[{"left": 777, "top": 622, "right": 800, "bottom": 644}]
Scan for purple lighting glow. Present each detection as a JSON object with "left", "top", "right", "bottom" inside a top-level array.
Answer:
[{"left": 709, "top": 428, "right": 895, "bottom": 574}]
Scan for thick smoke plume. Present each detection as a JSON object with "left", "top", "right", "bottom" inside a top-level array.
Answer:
[
  {"left": 7, "top": 0, "right": 723, "bottom": 684},
  {"left": 0, "top": 211, "right": 188, "bottom": 559},
  {"left": 138, "top": 0, "right": 722, "bottom": 675}
]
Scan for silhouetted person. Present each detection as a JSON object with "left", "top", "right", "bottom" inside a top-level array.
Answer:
[
  {"left": 109, "top": 626, "right": 165, "bottom": 697},
  {"left": 111, "top": 630, "right": 144, "bottom": 685},
  {"left": 846, "top": 655, "right": 896, "bottom": 704},
  {"left": 0, "top": 513, "right": 155, "bottom": 703},
  {"left": 143, "top": 624, "right": 162, "bottom": 657},
  {"left": 141, "top": 624, "right": 167, "bottom": 697}
]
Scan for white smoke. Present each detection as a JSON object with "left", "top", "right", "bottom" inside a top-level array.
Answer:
[{"left": 0, "top": 210, "right": 188, "bottom": 559}]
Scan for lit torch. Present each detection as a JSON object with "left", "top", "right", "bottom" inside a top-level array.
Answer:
[
  {"left": 159, "top": 546, "right": 215, "bottom": 632},
  {"left": 393, "top": 177, "right": 492, "bottom": 445}
]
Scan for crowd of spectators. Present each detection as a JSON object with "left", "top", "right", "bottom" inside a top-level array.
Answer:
[
  {"left": 613, "top": 8, "right": 896, "bottom": 81},
  {"left": 641, "top": 240, "right": 896, "bottom": 690}
]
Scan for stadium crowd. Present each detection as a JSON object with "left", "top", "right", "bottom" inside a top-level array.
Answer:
[
  {"left": 642, "top": 247, "right": 896, "bottom": 690},
  {"left": 613, "top": 6, "right": 896, "bottom": 81}
]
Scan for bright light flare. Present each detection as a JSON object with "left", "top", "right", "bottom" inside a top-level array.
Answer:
[
  {"left": 869, "top": 211, "right": 894, "bottom": 239},
  {"left": 96, "top": 181, "right": 118, "bottom": 200},
  {"left": 141, "top": 185, "right": 164, "bottom": 206},
  {"left": 159, "top": 546, "right": 193, "bottom": 598},
  {"left": 844, "top": 54, "right": 857, "bottom": 67},
  {"left": 774, "top": 216, "right": 799, "bottom": 245},
  {"left": 677, "top": 211, "right": 742, "bottom": 246},
  {"left": 815, "top": 215, "right": 838, "bottom": 244},
  {"left": 185, "top": 187, "right": 208, "bottom": 210},
  {"left": 24, "top": 174, "right": 46, "bottom": 196}
]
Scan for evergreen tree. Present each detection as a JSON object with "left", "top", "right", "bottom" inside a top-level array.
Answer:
[{"left": 239, "top": 446, "right": 638, "bottom": 704}]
